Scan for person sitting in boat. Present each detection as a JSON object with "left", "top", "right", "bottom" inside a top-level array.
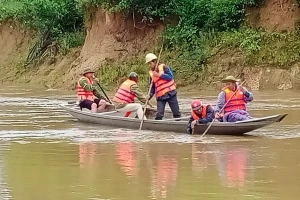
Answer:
[
  {"left": 215, "top": 76, "right": 253, "bottom": 122},
  {"left": 112, "top": 72, "right": 154, "bottom": 120},
  {"left": 187, "top": 99, "right": 214, "bottom": 134},
  {"left": 77, "top": 68, "right": 110, "bottom": 113}
]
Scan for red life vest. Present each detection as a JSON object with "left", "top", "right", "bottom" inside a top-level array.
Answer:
[
  {"left": 149, "top": 64, "right": 176, "bottom": 98},
  {"left": 113, "top": 79, "right": 136, "bottom": 103},
  {"left": 222, "top": 87, "right": 246, "bottom": 113},
  {"left": 191, "top": 104, "right": 209, "bottom": 120},
  {"left": 77, "top": 76, "right": 95, "bottom": 101}
]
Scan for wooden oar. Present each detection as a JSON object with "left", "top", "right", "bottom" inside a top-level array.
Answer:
[
  {"left": 94, "top": 79, "right": 112, "bottom": 104},
  {"left": 196, "top": 80, "right": 246, "bottom": 138},
  {"left": 139, "top": 44, "right": 164, "bottom": 131}
]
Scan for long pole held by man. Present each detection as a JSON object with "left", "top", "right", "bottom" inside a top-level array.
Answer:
[
  {"left": 199, "top": 78, "right": 248, "bottom": 138},
  {"left": 139, "top": 45, "right": 164, "bottom": 130}
]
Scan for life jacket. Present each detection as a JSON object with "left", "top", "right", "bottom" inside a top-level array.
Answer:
[
  {"left": 77, "top": 76, "right": 95, "bottom": 101},
  {"left": 149, "top": 64, "right": 176, "bottom": 98},
  {"left": 222, "top": 87, "right": 246, "bottom": 113},
  {"left": 191, "top": 104, "right": 210, "bottom": 120},
  {"left": 113, "top": 79, "right": 136, "bottom": 103}
]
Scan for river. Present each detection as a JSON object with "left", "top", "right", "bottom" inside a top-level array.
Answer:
[{"left": 0, "top": 85, "right": 299, "bottom": 200}]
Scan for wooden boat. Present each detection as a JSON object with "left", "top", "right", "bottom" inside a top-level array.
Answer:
[{"left": 60, "top": 104, "right": 287, "bottom": 136}]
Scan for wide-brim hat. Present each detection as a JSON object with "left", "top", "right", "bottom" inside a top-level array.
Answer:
[
  {"left": 82, "top": 68, "right": 95, "bottom": 75},
  {"left": 221, "top": 76, "right": 240, "bottom": 83}
]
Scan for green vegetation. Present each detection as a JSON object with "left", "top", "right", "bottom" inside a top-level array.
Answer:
[
  {"left": 1, "top": 0, "right": 300, "bottom": 88},
  {"left": 97, "top": 27, "right": 300, "bottom": 89},
  {"left": 0, "top": 0, "right": 84, "bottom": 54}
]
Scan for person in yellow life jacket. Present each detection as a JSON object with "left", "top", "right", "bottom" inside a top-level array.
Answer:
[
  {"left": 77, "top": 68, "right": 110, "bottom": 113},
  {"left": 112, "top": 72, "right": 154, "bottom": 120},
  {"left": 187, "top": 99, "right": 214, "bottom": 134},
  {"left": 215, "top": 76, "right": 253, "bottom": 122},
  {"left": 145, "top": 53, "right": 181, "bottom": 120}
]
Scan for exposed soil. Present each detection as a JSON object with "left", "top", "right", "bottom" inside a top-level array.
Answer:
[
  {"left": 75, "top": 9, "right": 164, "bottom": 73},
  {"left": 246, "top": 0, "right": 300, "bottom": 32},
  {"left": 0, "top": 22, "right": 31, "bottom": 81},
  {"left": 1, "top": 4, "right": 300, "bottom": 91}
]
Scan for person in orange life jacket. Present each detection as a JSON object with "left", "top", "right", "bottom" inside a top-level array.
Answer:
[
  {"left": 112, "top": 72, "right": 154, "bottom": 120},
  {"left": 215, "top": 76, "right": 253, "bottom": 122},
  {"left": 187, "top": 99, "right": 214, "bottom": 134},
  {"left": 77, "top": 68, "right": 110, "bottom": 113},
  {"left": 145, "top": 53, "right": 181, "bottom": 120}
]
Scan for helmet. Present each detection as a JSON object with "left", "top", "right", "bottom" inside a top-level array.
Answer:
[
  {"left": 128, "top": 72, "right": 138, "bottom": 79},
  {"left": 145, "top": 53, "right": 158, "bottom": 64},
  {"left": 191, "top": 99, "right": 202, "bottom": 110}
]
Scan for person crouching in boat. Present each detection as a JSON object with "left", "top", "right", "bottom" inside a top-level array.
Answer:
[
  {"left": 215, "top": 76, "right": 253, "bottom": 122},
  {"left": 145, "top": 53, "right": 181, "bottom": 120},
  {"left": 112, "top": 72, "right": 154, "bottom": 120},
  {"left": 77, "top": 68, "right": 110, "bottom": 113},
  {"left": 187, "top": 100, "right": 214, "bottom": 134}
]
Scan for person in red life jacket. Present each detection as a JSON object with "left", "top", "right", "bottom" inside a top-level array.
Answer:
[
  {"left": 112, "top": 72, "right": 154, "bottom": 120},
  {"left": 215, "top": 76, "right": 253, "bottom": 122},
  {"left": 187, "top": 99, "right": 214, "bottom": 134},
  {"left": 145, "top": 53, "right": 181, "bottom": 120},
  {"left": 77, "top": 68, "right": 110, "bottom": 113}
]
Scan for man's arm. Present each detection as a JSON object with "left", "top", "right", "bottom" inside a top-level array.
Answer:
[
  {"left": 79, "top": 78, "right": 95, "bottom": 92},
  {"left": 215, "top": 91, "right": 226, "bottom": 113},
  {"left": 198, "top": 106, "right": 214, "bottom": 124},
  {"left": 159, "top": 65, "right": 173, "bottom": 81},
  {"left": 93, "top": 84, "right": 106, "bottom": 100},
  {"left": 130, "top": 84, "right": 147, "bottom": 104},
  {"left": 243, "top": 88, "right": 253, "bottom": 102},
  {"left": 149, "top": 77, "right": 156, "bottom": 99}
]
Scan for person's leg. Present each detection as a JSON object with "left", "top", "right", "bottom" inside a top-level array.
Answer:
[
  {"left": 155, "top": 100, "right": 167, "bottom": 120},
  {"left": 96, "top": 99, "right": 107, "bottom": 113},
  {"left": 226, "top": 110, "right": 251, "bottom": 122},
  {"left": 117, "top": 103, "right": 147, "bottom": 120},
  {"left": 167, "top": 94, "right": 181, "bottom": 118},
  {"left": 79, "top": 100, "right": 95, "bottom": 112}
]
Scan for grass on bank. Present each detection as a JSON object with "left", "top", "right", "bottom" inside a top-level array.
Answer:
[{"left": 96, "top": 27, "right": 300, "bottom": 89}]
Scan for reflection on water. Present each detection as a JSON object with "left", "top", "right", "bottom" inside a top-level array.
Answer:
[
  {"left": 79, "top": 143, "right": 96, "bottom": 168},
  {"left": 215, "top": 146, "right": 247, "bottom": 188},
  {"left": 116, "top": 142, "right": 137, "bottom": 177},
  {"left": 0, "top": 86, "right": 300, "bottom": 199},
  {"left": 150, "top": 155, "right": 178, "bottom": 199},
  {"left": 192, "top": 143, "right": 248, "bottom": 188}
]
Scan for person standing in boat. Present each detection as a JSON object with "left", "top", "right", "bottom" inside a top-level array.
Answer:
[
  {"left": 215, "top": 76, "right": 253, "bottom": 122},
  {"left": 187, "top": 99, "right": 214, "bottom": 134},
  {"left": 112, "top": 72, "right": 153, "bottom": 120},
  {"left": 77, "top": 68, "right": 110, "bottom": 113},
  {"left": 145, "top": 53, "right": 181, "bottom": 120}
]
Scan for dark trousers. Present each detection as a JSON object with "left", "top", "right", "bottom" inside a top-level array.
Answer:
[{"left": 155, "top": 94, "right": 181, "bottom": 120}]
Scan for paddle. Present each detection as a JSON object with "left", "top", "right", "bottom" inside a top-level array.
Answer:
[
  {"left": 93, "top": 75, "right": 112, "bottom": 104},
  {"left": 139, "top": 44, "right": 164, "bottom": 131},
  {"left": 196, "top": 80, "right": 246, "bottom": 137}
]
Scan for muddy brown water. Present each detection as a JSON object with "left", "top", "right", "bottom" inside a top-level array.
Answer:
[{"left": 0, "top": 85, "right": 299, "bottom": 200}]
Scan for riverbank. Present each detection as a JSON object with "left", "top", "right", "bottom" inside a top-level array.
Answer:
[{"left": 1, "top": 0, "right": 300, "bottom": 91}]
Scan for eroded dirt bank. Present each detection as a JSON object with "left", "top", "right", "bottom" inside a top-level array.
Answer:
[{"left": 1, "top": 2, "right": 300, "bottom": 91}]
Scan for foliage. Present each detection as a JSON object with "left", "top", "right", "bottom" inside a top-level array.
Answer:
[
  {"left": 0, "top": 0, "right": 84, "bottom": 54},
  {"left": 58, "top": 31, "right": 85, "bottom": 55},
  {"left": 78, "top": 0, "right": 257, "bottom": 45},
  {"left": 96, "top": 27, "right": 300, "bottom": 88},
  {"left": 96, "top": 57, "right": 150, "bottom": 90}
]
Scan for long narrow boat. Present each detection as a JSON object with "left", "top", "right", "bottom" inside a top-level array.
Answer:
[{"left": 60, "top": 104, "right": 287, "bottom": 136}]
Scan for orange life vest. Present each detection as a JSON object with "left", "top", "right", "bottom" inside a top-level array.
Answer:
[
  {"left": 222, "top": 87, "right": 246, "bottom": 113},
  {"left": 113, "top": 79, "right": 136, "bottom": 103},
  {"left": 149, "top": 64, "right": 176, "bottom": 98},
  {"left": 77, "top": 76, "right": 95, "bottom": 101},
  {"left": 191, "top": 104, "right": 209, "bottom": 120}
]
